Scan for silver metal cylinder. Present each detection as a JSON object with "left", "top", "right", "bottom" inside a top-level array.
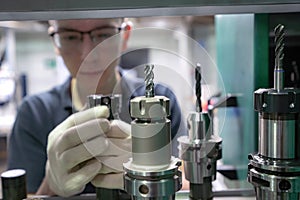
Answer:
[
  {"left": 187, "top": 112, "right": 210, "bottom": 141},
  {"left": 274, "top": 69, "right": 285, "bottom": 91},
  {"left": 178, "top": 112, "right": 222, "bottom": 200},
  {"left": 132, "top": 120, "right": 171, "bottom": 167},
  {"left": 258, "top": 114, "right": 297, "bottom": 159},
  {"left": 184, "top": 159, "right": 216, "bottom": 184},
  {"left": 124, "top": 95, "right": 181, "bottom": 200},
  {"left": 124, "top": 158, "right": 182, "bottom": 200},
  {"left": 130, "top": 96, "right": 171, "bottom": 169}
]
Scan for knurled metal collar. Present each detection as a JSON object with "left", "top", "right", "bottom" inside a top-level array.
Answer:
[{"left": 130, "top": 96, "right": 170, "bottom": 119}]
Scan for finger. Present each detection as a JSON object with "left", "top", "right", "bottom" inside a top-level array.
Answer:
[
  {"left": 59, "top": 136, "right": 131, "bottom": 169},
  {"left": 65, "top": 158, "right": 103, "bottom": 191},
  {"left": 59, "top": 136, "right": 109, "bottom": 169},
  {"left": 67, "top": 106, "right": 109, "bottom": 128},
  {"left": 48, "top": 106, "right": 109, "bottom": 143},
  {"left": 105, "top": 120, "right": 131, "bottom": 138},
  {"left": 98, "top": 154, "right": 131, "bottom": 172},
  {"left": 98, "top": 164, "right": 119, "bottom": 174},
  {"left": 101, "top": 138, "right": 132, "bottom": 156},
  {"left": 54, "top": 118, "right": 110, "bottom": 154},
  {"left": 91, "top": 173, "right": 124, "bottom": 189}
]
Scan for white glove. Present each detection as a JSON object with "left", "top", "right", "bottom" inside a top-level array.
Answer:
[
  {"left": 46, "top": 106, "right": 110, "bottom": 197},
  {"left": 91, "top": 120, "right": 132, "bottom": 189}
]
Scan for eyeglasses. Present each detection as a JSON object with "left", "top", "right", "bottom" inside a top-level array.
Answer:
[{"left": 49, "top": 26, "right": 122, "bottom": 50}]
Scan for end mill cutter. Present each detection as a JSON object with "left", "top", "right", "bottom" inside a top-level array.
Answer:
[{"left": 123, "top": 64, "right": 182, "bottom": 200}]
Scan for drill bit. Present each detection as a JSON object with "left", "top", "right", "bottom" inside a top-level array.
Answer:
[
  {"left": 274, "top": 24, "right": 285, "bottom": 91},
  {"left": 195, "top": 63, "right": 202, "bottom": 112},
  {"left": 145, "top": 64, "right": 155, "bottom": 97}
]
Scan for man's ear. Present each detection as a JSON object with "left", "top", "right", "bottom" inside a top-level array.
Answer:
[{"left": 121, "top": 21, "right": 132, "bottom": 51}]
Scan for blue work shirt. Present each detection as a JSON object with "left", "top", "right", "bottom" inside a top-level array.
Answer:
[{"left": 7, "top": 69, "right": 186, "bottom": 193}]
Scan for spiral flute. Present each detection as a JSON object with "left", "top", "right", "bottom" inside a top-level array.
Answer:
[
  {"left": 145, "top": 64, "right": 155, "bottom": 97},
  {"left": 274, "top": 24, "right": 285, "bottom": 91},
  {"left": 195, "top": 64, "right": 202, "bottom": 112}
]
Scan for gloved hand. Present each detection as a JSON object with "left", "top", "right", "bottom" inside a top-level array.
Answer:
[
  {"left": 91, "top": 119, "right": 132, "bottom": 189},
  {"left": 46, "top": 106, "right": 111, "bottom": 197}
]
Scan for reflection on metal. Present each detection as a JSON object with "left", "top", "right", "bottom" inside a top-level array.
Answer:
[{"left": 259, "top": 117, "right": 296, "bottom": 159}]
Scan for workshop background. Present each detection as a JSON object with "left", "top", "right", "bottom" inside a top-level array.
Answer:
[{"left": 0, "top": 11, "right": 300, "bottom": 199}]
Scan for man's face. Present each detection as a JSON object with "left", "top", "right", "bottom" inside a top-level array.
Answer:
[{"left": 49, "top": 19, "right": 126, "bottom": 87}]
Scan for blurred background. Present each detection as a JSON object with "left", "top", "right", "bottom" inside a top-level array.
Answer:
[{"left": 0, "top": 12, "right": 299, "bottom": 198}]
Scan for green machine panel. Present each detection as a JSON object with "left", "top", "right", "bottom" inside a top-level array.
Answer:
[{"left": 215, "top": 14, "right": 269, "bottom": 182}]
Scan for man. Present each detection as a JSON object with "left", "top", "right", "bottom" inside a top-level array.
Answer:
[{"left": 7, "top": 18, "right": 184, "bottom": 197}]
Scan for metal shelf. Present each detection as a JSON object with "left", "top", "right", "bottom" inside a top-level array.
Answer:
[{"left": 0, "top": 1, "right": 300, "bottom": 20}]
